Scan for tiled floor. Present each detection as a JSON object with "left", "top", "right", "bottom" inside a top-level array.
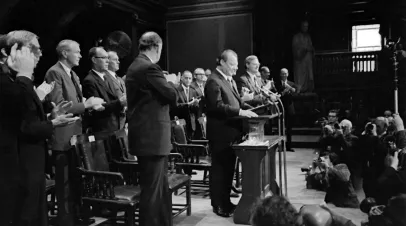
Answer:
[{"left": 91, "top": 148, "right": 368, "bottom": 226}]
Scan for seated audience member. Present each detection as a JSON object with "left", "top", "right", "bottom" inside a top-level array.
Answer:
[
  {"left": 250, "top": 196, "right": 299, "bottom": 226},
  {"left": 375, "top": 142, "right": 406, "bottom": 205},
  {"left": 363, "top": 194, "right": 406, "bottom": 226},
  {"left": 299, "top": 204, "right": 357, "bottom": 226},
  {"left": 317, "top": 153, "right": 359, "bottom": 208},
  {"left": 250, "top": 196, "right": 356, "bottom": 226}
]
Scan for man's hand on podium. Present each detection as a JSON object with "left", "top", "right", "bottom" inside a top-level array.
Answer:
[{"left": 239, "top": 109, "right": 258, "bottom": 118}]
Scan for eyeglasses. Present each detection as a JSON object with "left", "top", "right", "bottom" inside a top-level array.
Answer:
[
  {"left": 29, "top": 44, "right": 42, "bottom": 55},
  {"left": 94, "top": 56, "right": 108, "bottom": 60},
  {"left": 328, "top": 115, "right": 337, "bottom": 118}
]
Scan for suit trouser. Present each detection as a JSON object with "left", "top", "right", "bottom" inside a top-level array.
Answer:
[
  {"left": 209, "top": 142, "right": 237, "bottom": 208},
  {"left": 285, "top": 112, "right": 293, "bottom": 150},
  {"left": 54, "top": 150, "right": 81, "bottom": 226},
  {"left": 12, "top": 176, "right": 47, "bottom": 226},
  {"left": 137, "top": 155, "right": 172, "bottom": 226}
]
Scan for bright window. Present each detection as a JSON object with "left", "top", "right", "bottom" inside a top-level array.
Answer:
[{"left": 352, "top": 24, "right": 381, "bottom": 52}]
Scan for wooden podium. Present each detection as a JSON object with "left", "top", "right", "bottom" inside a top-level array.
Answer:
[{"left": 231, "top": 103, "right": 286, "bottom": 225}]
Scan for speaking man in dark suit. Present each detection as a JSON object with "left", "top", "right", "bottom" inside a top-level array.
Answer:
[
  {"left": 2, "top": 31, "right": 77, "bottom": 226},
  {"left": 205, "top": 49, "right": 258, "bottom": 217},
  {"left": 126, "top": 31, "right": 178, "bottom": 226},
  {"left": 44, "top": 39, "right": 104, "bottom": 226},
  {"left": 82, "top": 47, "right": 126, "bottom": 133},
  {"left": 106, "top": 50, "right": 126, "bottom": 129},
  {"left": 274, "top": 68, "right": 298, "bottom": 152}
]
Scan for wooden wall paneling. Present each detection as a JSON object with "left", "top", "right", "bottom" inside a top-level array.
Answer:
[{"left": 166, "top": 13, "right": 253, "bottom": 74}]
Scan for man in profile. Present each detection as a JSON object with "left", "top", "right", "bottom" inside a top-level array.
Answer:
[
  {"left": 126, "top": 31, "right": 178, "bottom": 226},
  {"left": 106, "top": 50, "right": 127, "bottom": 129},
  {"left": 44, "top": 39, "right": 103, "bottom": 225},
  {"left": 205, "top": 49, "right": 257, "bottom": 217},
  {"left": 2, "top": 30, "right": 77, "bottom": 226}
]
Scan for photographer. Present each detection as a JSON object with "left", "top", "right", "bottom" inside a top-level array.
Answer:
[
  {"left": 359, "top": 119, "right": 389, "bottom": 198},
  {"left": 316, "top": 153, "right": 359, "bottom": 208},
  {"left": 361, "top": 195, "right": 406, "bottom": 226},
  {"left": 375, "top": 142, "right": 406, "bottom": 205},
  {"left": 319, "top": 110, "right": 341, "bottom": 155}
]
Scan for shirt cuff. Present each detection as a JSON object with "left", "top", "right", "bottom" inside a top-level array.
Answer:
[{"left": 239, "top": 109, "right": 243, "bottom": 116}]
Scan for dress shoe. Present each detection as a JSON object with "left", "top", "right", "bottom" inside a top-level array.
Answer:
[
  {"left": 226, "top": 202, "right": 237, "bottom": 212},
  {"left": 287, "top": 148, "right": 295, "bottom": 152},
  {"left": 212, "top": 206, "right": 233, "bottom": 218}
]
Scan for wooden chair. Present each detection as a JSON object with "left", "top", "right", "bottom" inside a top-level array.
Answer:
[
  {"left": 109, "top": 129, "right": 192, "bottom": 218},
  {"left": 171, "top": 118, "right": 211, "bottom": 195},
  {"left": 168, "top": 153, "right": 192, "bottom": 217},
  {"left": 73, "top": 136, "right": 140, "bottom": 225}
]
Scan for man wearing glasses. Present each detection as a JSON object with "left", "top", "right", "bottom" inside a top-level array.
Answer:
[{"left": 82, "top": 47, "right": 127, "bottom": 133}]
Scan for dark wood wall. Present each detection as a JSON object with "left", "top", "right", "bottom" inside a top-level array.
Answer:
[
  {"left": 0, "top": 0, "right": 166, "bottom": 84},
  {"left": 165, "top": 0, "right": 253, "bottom": 74}
]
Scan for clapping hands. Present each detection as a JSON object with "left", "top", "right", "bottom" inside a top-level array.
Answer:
[
  {"left": 50, "top": 101, "right": 79, "bottom": 127},
  {"left": 84, "top": 97, "right": 106, "bottom": 111},
  {"left": 35, "top": 81, "right": 55, "bottom": 101},
  {"left": 188, "top": 97, "right": 200, "bottom": 106},
  {"left": 7, "top": 44, "right": 35, "bottom": 76}
]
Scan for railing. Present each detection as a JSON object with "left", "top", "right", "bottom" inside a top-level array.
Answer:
[{"left": 314, "top": 51, "right": 379, "bottom": 75}]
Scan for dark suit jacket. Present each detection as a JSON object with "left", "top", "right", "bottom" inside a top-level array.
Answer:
[
  {"left": 126, "top": 54, "right": 178, "bottom": 156},
  {"left": 234, "top": 72, "right": 263, "bottom": 106},
  {"left": 0, "top": 64, "right": 21, "bottom": 177},
  {"left": 0, "top": 64, "right": 22, "bottom": 220},
  {"left": 45, "top": 62, "right": 86, "bottom": 151},
  {"left": 105, "top": 70, "right": 126, "bottom": 129},
  {"left": 191, "top": 81, "right": 206, "bottom": 117},
  {"left": 204, "top": 69, "right": 251, "bottom": 143},
  {"left": 175, "top": 85, "right": 199, "bottom": 132},
  {"left": 274, "top": 79, "right": 297, "bottom": 115},
  {"left": 82, "top": 70, "right": 123, "bottom": 133},
  {"left": 16, "top": 76, "right": 54, "bottom": 225}
]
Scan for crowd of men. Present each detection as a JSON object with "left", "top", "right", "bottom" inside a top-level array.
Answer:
[
  {"left": 2, "top": 28, "right": 365, "bottom": 226},
  {"left": 0, "top": 29, "right": 291, "bottom": 226}
]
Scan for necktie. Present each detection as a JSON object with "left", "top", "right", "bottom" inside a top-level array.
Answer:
[
  {"left": 70, "top": 71, "right": 83, "bottom": 103},
  {"left": 185, "top": 88, "right": 189, "bottom": 102},
  {"left": 199, "top": 84, "right": 204, "bottom": 96}
]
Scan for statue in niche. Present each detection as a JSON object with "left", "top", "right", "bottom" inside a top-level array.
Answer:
[{"left": 292, "top": 20, "right": 315, "bottom": 93}]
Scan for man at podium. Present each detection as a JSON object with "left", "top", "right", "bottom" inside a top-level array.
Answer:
[{"left": 204, "top": 49, "right": 258, "bottom": 218}]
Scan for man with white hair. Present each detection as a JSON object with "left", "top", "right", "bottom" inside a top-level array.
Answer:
[{"left": 45, "top": 39, "right": 104, "bottom": 226}]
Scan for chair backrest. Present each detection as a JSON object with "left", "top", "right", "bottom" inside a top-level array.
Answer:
[
  {"left": 171, "top": 117, "right": 188, "bottom": 144},
  {"left": 77, "top": 139, "right": 110, "bottom": 172},
  {"left": 197, "top": 114, "right": 207, "bottom": 139},
  {"left": 93, "top": 131, "right": 115, "bottom": 162},
  {"left": 113, "top": 129, "right": 136, "bottom": 161}
]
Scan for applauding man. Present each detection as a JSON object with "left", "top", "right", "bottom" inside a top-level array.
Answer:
[
  {"left": 44, "top": 39, "right": 104, "bottom": 226},
  {"left": 4, "top": 31, "right": 78, "bottom": 226}
]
